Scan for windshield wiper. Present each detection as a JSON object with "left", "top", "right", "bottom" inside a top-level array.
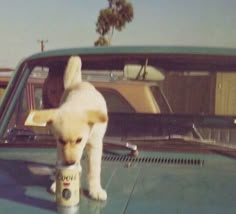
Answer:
[
  {"left": 104, "top": 137, "right": 139, "bottom": 156},
  {"left": 127, "top": 134, "right": 236, "bottom": 154},
  {"left": 3, "top": 127, "right": 53, "bottom": 144},
  {"left": 3, "top": 128, "right": 139, "bottom": 156}
]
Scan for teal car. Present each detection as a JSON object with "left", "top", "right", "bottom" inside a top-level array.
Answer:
[{"left": 0, "top": 46, "right": 236, "bottom": 213}]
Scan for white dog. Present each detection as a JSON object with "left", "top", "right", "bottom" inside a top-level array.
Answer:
[{"left": 26, "top": 56, "right": 108, "bottom": 201}]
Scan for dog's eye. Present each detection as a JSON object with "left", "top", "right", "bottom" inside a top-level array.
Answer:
[
  {"left": 76, "top": 138, "right": 82, "bottom": 144},
  {"left": 58, "top": 138, "right": 66, "bottom": 145}
]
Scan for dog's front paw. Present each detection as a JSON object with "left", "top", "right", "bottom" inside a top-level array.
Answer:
[{"left": 89, "top": 188, "right": 107, "bottom": 201}]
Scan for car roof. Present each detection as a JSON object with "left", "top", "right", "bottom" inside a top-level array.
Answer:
[
  {"left": 28, "top": 45, "right": 236, "bottom": 57},
  {"left": 24, "top": 45, "right": 236, "bottom": 71}
]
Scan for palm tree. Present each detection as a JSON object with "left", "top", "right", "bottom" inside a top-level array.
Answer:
[{"left": 94, "top": 0, "right": 134, "bottom": 46}]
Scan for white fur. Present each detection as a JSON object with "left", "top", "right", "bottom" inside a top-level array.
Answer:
[
  {"left": 63, "top": 56, "right": 82, "bottom": 90},
  {"left": 34, "top": 56, "right": 108, "bottom": 201}
]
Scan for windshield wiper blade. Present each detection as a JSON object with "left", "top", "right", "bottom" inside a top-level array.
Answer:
[
  {"left": 4, "top": 128, "right": 139, "bottom": 156},
  {"left": 104, "top": 137, "right": 139, "bottom": 156},
  {"left": 127, "top": 134, "right": 236, "bottom": 152},
  {"left": 4, "top": 127, "right": 36, "bottom": 143},
  {"left": 4, "top": 127, "right": 53, "bottom": 144}
]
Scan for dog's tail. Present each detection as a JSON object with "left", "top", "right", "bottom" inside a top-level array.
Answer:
[{"left": 63, "top": 56, "right": 82, "bottom": 90}]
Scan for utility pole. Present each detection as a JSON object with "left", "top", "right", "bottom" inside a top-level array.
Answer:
[{"left": 37, "top": 39, "right": 48, "bottom": 52}]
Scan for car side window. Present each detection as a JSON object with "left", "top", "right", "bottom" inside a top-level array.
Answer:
[
  {"left": 150, "top": 86, "right": 172, "bottom": 114},
  {"left": 0, "top": 87, "right": 6, "bottom": 101},
  {"left": 34, "top": 86, "right": 43, "bottom": 109},
  {"left": 98, "top": 88, "right": 135, "bottom": 113},
  {"left": 5, "top": 87, "right": 28, "bottom": 131}
]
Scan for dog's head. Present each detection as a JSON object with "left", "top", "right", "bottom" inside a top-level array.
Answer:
[{"left": 31, "top": 109, "right": 107, "bottom": 165}]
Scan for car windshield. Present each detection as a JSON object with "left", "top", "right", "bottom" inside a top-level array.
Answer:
[{"left": 1, "top": 50, "right": 236, "bottom": 153}]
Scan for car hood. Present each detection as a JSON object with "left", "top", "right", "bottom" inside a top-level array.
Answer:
[
  {"left": 0, "top": 148, "right": 236, "bottom": 214},
  {"left": 92, "top": 152, "right": 236, "bottom": 214}
]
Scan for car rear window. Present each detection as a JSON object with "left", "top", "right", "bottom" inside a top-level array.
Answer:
[{"left": 98, "top": 88, "right": 135, "bottom": 113}]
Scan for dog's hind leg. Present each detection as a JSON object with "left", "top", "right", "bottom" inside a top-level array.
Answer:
[{"left": 85, "top": 140, "right": 107, "bottom": 201}]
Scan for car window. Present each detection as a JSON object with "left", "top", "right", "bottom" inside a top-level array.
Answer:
[
  {"left": 160, "top": 71, "right": 236, "bottom": 115},
  {"left": 0, "top": 80, "right": 8, "bottom": 101},
  {"left": 31, "top": 84, "right": 136, "bottom": 113},
  {"left": 150, "top": 85, "right": 172, "bottom": 113},
  {"left": 98, "top": 88, "right": 135, "bottom": 113},
  {"left": 34, "top": 86, "right": 43, "bottom": 109},
  {"left": 6, "top": 87, "right": 28, "bottom": 130},
  {"left": 1, "top": 52, "right": 236, "bottom": 148},
  {"left": 0, "top": 87, "right": 6, "bottom": 101}
]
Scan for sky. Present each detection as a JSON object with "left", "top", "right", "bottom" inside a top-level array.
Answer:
[{"left": 1, "top": 0, "right": 236, "bottom": 68}]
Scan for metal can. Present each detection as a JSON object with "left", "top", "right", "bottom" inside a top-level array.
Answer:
[{"left": 56, "top": 164, "right": 80, "bottom": 207}]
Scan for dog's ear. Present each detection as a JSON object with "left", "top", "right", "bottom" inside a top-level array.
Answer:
[
  {"left": 25, "top": 109, "right": 57, "bottom": 127},
  {"left": 87, "top": 110, "right": 108, "bottom": 125}
]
